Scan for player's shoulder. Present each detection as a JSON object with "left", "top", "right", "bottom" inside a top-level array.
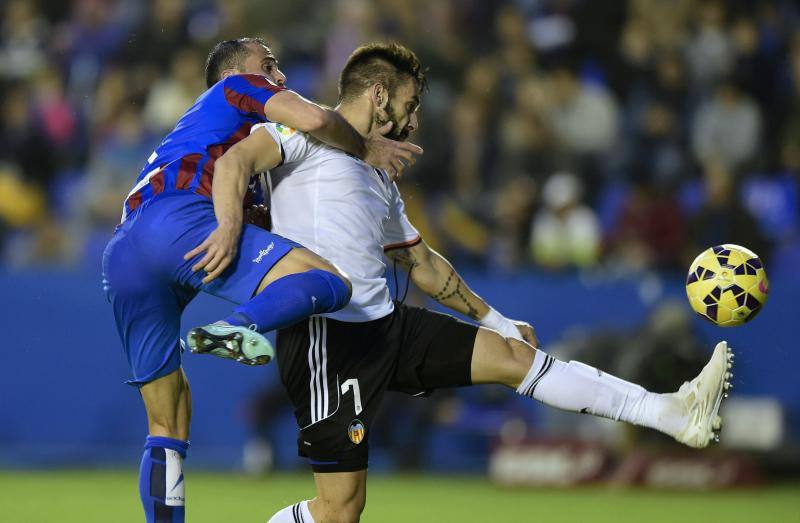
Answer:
[
  {"left": 252, "top": 122, "right": 329, "bottom": 167},
  {"left": 252, "top": 121, "right": 306, "bottom": 143}
]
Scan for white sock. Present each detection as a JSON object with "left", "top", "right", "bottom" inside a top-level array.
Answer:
[
  {"left": 267, "top": 500, "right": 315, "bottom": 523},
  {"left": 517, "top": 350, "right": 687, "bottom": 437}
]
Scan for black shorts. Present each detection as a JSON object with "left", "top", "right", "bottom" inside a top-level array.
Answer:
[{"left": 276, "top": 303, "right": 478, "bottom": 472}]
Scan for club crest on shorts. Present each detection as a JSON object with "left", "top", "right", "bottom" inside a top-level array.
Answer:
[{"left": 347, "top": 419, "right": 365, "bottom": 445}]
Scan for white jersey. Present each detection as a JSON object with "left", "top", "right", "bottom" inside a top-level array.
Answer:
[{"left": 254, "top": 123, "right": 420, "bottom": 322}]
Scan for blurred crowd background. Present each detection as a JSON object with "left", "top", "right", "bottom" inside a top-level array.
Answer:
[
  {"left": 1, "top": 0, "right": 799, "bottom": 273},
  {"left": 2, "top": 0, "right": 799, "bottom": 483}
]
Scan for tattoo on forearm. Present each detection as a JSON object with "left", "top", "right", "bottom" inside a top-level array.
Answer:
[
  {"left": 432, "top": 268, "right": 480, "bottom": 320},
  {"left": 391, "top": 248, "right": 420, "bottom": 268}
]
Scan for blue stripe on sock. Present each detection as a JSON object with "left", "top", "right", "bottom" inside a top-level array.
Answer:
[{"left": 150, "top": 461, "right": 166, "bottom": 498}]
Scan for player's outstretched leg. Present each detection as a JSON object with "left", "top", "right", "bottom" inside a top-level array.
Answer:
[
  {"left": 472, "top": 329, "right": 733, "bottom": 449},
  {"left": 188, "top": 248, "right": 351, "bottom": 365},
  {"left": 138, "top": 368, "right": 192, "bottom": 523}
]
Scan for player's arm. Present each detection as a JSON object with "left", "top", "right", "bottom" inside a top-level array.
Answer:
[
  {"left": 263, "top": 90, "right": 422, "bottom": 179},
  {"left": 183, "top": 130, "right": 283, "bottom": 284},
  {"left": 386, "top": 241, "right": 538, "bottom": 346}
]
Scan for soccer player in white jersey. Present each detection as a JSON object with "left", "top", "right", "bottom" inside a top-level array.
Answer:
[{"left": 215, "top": 43, "right": 733, "bottom": 523}]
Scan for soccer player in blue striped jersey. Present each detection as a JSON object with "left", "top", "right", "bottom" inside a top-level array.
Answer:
[{"left": 101, "top": 37, "right": 422, "bottom": 523}]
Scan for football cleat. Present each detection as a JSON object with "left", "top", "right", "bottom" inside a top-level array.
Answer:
[
  {"left": 673, "top": 341, "right": 733, "bottom": 449},
  {"left": 187, "top": 322, "right": 274, "bottom": 366}
]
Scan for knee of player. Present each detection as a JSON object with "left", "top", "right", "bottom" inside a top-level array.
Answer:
[
  {"left": 491, "top": 336, "right": 534, "bottom": 388},
  {"left": 324, "top": 268, "right": 352, "bottom": 308},
  {"left": 335, "top": 270, "right": 353, "bottom": 300}
]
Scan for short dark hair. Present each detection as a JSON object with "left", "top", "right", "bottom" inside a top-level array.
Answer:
[
  {"left": 338, "top": 42, "right": 426, "bottom": 103},
  {"left": 204, "top": 37, "right": 272, "bottom": 88}
]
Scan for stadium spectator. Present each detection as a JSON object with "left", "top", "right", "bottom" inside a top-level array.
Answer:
[
  {"left": 685, "top": 0, "right": 734, "bottom": 90},
  {"left": 684, "top": 160, "right": 771, "bottom": 265},
  {"left": 691, "top": 80, "right": 762, "bottom": 170},
  {"left": 606, "top": 171, "right": 685, "bottom": 271},
  {"left": 122, "top": 0, "right": 189, "bottom": 71},
  {"left": 0, "top": 82, "right": 57, "bottom": 191},
  {"left": 0, "top": 0, "right": 49, "bottom": 79},
  {"left": 623, "top": 52, "right": 691, "bottom": 184},
  {"left": 497, "top": 74, "right": 555, "bottom": 177},
  {"left": 81, "top": 105, "right": 158, "bottom": 229},
  {"left": 51, "top": 0, "right": 129, "bottom": 101},
  {"left": 530, "top": 171, "right": 601, "bottom": 270},
  {"left": 547, "top": 66, "right": 620, "bottom": 157},
  {"left": 143, "top": 46, "right": 205, "bottom": 132},
  {"left": 488, "top": 175, "right": 537, "bottom": 271}
]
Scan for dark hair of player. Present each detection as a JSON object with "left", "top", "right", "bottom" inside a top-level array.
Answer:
[
  {"left": 204, "top": 37, "right": 272, "bottom": 88},
  {"left": 337, "top": 42, "right": 427, "bottom": 103}
]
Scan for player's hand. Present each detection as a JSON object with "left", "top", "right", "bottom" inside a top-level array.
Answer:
[
  {"left": 184, "top": 225, "right": 240, "bottom": 284},
  {"left": 364, "top": 122, "right": 423, "bottom": 181},
  {"left": 513, "top": 321, "right": 539, "bottom": 348}
]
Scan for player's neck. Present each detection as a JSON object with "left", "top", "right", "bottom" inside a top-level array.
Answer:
[{"left": 335, "top": 102, "right": 372, "bottom": 137}]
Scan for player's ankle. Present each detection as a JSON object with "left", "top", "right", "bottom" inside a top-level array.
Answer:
[{"left": 642, "top": 391, "right": 688, "bottom": 437}]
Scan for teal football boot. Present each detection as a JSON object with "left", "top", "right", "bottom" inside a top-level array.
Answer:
[{"left": 187, "top": 322, "right": 274, "bottom": 365}]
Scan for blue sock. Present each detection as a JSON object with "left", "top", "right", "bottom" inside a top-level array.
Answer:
[
  {"left": 225, "top": 269, "right": 350, "bottom": 332},
  {"left": 139, "top": 436, "right": 189, "bottom": 523}
]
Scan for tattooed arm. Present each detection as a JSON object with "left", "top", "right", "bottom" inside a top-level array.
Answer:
[
  {"left": 386, "top": 240, "right": 538, "bottom": 346},
  {"left": 387, "top": 239, "right": 488, "bottom": 321}
]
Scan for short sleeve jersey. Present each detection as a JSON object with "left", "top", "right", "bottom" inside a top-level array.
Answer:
[
  {"left": 121, "top": 74, "right": 286, "bottom": 221},
  {"left": 255, "top": 123, "right": 420, "bottom": 322}
]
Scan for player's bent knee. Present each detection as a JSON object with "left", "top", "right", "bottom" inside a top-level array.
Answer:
[
  {"left": 472, "top": 329, "right": 534, "bottom": 388},
  {"left": 503, "top": 338, "right": 535, "bottom": 388},
  {"left": 258, "top": 247, "right": 352, "bottom": 296}
]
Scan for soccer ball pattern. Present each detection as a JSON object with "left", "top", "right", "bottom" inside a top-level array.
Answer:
[{"left": 685, "top": 244, "right": 769, "bottom": 327}]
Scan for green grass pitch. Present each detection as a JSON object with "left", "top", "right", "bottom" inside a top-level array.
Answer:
[{"left": 0, "top": 470, "right": 798, "bottom": 522}]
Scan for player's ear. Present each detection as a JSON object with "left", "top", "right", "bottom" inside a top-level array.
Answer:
[
  {"left": 220, "top": 68, "right": 240, "bottom": 81},
  {"left": 370, "top": 83, "right": 389, "bottom": 110}
]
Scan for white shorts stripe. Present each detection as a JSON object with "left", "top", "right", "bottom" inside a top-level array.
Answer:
[
  {"left": 307, "top": 319, "right": 318, "bottom": 423},
  {"left": 320, "top": 317, "right": 329, "bottom": 419},
  {"left": 313, "top": 317, "right": 322, "bottom": 422},
  {"left": 303, "top": 317, "right": 338, "bottom": 428}
]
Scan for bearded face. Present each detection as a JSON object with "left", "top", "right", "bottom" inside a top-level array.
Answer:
[{"left": 373, "top": 78, "right": 419, "bottom": 142}]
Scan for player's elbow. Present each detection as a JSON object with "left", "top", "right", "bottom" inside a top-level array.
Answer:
[
  {"left": 214, "top": 153, "right": 240, "bottom": 179},
  {"left": 216, "top": 145, "right": 255, "bottom": 179}
]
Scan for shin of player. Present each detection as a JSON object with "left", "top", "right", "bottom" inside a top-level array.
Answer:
[{"left": 136, "top": 369, "right": 191, "bottom": 523}]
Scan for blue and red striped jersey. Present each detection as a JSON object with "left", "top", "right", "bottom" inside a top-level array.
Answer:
[{"left": 121, "top": 73, "right": 286, "bottom": 221}]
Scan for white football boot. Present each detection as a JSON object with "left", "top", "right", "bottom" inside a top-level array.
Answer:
[{"left": 673, "top": 341, "right": 733, "bottom": 448}]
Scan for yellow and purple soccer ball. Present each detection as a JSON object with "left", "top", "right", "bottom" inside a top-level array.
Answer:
[{"left": 685, "top": 244, "right": 769, "bottom": 326}]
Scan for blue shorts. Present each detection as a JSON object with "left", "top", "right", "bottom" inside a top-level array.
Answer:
[{"left": 102, "top": 192, "right": 301, "bottom": 386}]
